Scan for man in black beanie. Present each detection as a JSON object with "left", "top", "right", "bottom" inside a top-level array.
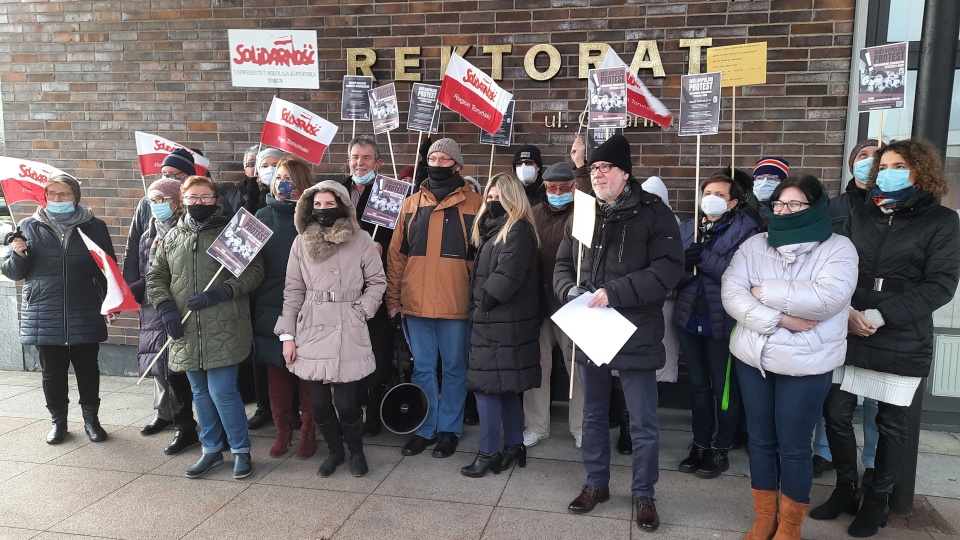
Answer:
[
  {"left": 554, "top": 133, "right": 683, "bottom": 531},
  {"left": 513, "top": 144, "right": 544, "bottom": 206}
]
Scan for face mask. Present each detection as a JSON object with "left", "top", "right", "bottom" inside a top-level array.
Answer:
[
  {"left": 45, "top": 201, "right": 76, "bottom": 214},
  {"left": 853, "top": 157, "right": 874, "bottom": 183},
  {"left": 752, "top": 178, "right": 779, "bottom": 202},
  {"left": 876, "top": 168, "right": 912, "bottom": 192},
  {"left": 427, "top": 165, "right": 455, "bottom": 183},
  {"left": 352, "top": 170, "right": 376, "bottom": 185},
  {"left": 515, "top": 164, "right": 538, "bottom": 184},
  {"left": 186, "top": 204, "right": 217, "bottom": 222},
  {"left": 700, "top": 194, "right": 729, "bottom": 218},
  {"left": 547, "top": 192, "right": 574, "bottom": 208},
  {"left": 151, "top": 202, "right": 174, "bottom": 222},
  {"left": 275, "top": 180, "right": 299, "bottom": 201},
  {"left": 312, "top": 208, "right": 340, "bottom": 227},
  {"left": 485, "top": 200, "right": 506, "bottom": 219},
  {"left": 259, "top": 166, "right": 277, "bottom": 187}
]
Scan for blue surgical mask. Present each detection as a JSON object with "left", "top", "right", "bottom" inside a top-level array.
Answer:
[
  {"left": 876, "top": 168, "right": 912, "bottom": 192},
  {"left": 45, "top": 201, "right": 76, "bottom": 214},
  {"left": 352, "top": 170, "right": 376, "bottom": 185},
  {"left": 259, "top": 166, "right": 277, "bottom": 187},
  {"left": 151, "top": 202, "right": 174, "bottom": 222},
  {"left": 752, "top": 178, "right": 779, "bottom": 202},
  {"left": 547, "top": 192, "right": 573, "bottom": 208},
  {"left": 853, "top": 157, "right": 874, "bottom": 183}
]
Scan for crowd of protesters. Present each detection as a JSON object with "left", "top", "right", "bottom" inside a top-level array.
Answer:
[{"left": 3, "top": 130, "right": 958, "bottom": 539}]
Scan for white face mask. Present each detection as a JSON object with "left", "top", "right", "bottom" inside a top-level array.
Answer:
[
  {"left": 700, "top": 194, "right": 729, "bottom": 218},
  {"left": 515, "top": 164, "right": 538, "bottom": 184}
]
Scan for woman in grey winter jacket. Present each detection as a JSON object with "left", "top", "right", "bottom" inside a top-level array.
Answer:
[{"left": 275, "top": 180, "right": 386, "bottom": 478}]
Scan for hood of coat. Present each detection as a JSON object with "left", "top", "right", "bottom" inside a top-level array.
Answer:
[{"left": 295, "top": 180, "right": 360, "bottom": 261}]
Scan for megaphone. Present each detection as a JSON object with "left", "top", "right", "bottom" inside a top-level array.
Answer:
[{"left": 380, "top": 382, "right": 429, "bottom": 435}]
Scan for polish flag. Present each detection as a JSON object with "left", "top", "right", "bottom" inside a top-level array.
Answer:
[
  {"left": 0, "top": 157, "right": 73, "bottom": 207},
  {"left": 78, "top": 229, "right": 140, "bottom": 316},
  {"left": 273, "top": 35, "right": 293, "bottom": 46},
  {"left": 260, "top": 97, "right": 338, "bottom": 164},
  {"left": 438, "top": 53, "right": 513, "bottom": 135},
  {"left": 601, "top": 50, "right": 674, "bottom": 130},
  {"left": 134, "top": 132, "right": 210, "bottom": 177}
]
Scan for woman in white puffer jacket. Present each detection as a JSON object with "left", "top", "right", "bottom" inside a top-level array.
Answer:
[{"left": 721, "top": 175, "right": 858, "bottom": 540}]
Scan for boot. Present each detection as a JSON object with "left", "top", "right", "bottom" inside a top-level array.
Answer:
[
  {"left": 316, "top": 416, "right": 345, "bottom": 477},
  {"left": 295, "top": 381, "right": 316, "bottom": 459},
  {"left": 461, "top": 452, "right": 502, "bottom": 478},
  {"left": 679, "top": 443, "right": 707, "bottom": 473},
  {"left": 266, "top": 366, "right": 294, "bottom": 458},
  {"left": 499, "top": 443, "right": 527, "bottom": 470},
  {"left": 695, "top": 448, "right": 729, "bottom": 479},
  {"left": 80, "top": 404, "right": 107, "bottom": 442},
  {"left": 744, "top": 489, "right": 778, "bottom": 540},
  {"left": 46, "top": 407, "right": 68, "bottom": 445},
  {"left": 611, "top": 381, "right": 632, "bottom": 455},
  {"left": 341, "top": 417, "right": 368, "bottom": 477},
  {"left": 773, "top": 494, "right": 808, "bottom": 540},
  {"left": 809, "top": 480, "right": 860, "bottom": 520},
  {"left": 847, "top": 489, "right": 888, "bottom": 538}
]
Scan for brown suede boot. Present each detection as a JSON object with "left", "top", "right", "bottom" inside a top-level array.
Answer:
[
  {"left": 744, "top": 489, "right": 778, "bottom": 540},
  {"left": 773, "top": 494, "right": 808, "bottom": 540},
  {"left": 266, "top": 366, "right": 294, "bottom": 458},
  {"left": 296, "top": 379, "right": 316, "bottom": 460}
]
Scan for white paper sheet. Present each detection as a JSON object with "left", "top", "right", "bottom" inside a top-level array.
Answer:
[
  {"left": 551, "top": 291, "right": 637, "bottom": 366},
  {"left": 572, "top": 190, "right": 596, "bottom": 247}
]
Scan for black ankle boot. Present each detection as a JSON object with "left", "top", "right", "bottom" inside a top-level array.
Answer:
[
  {"left": 81, "top": 405, "right": 107, "bottom": 442},
  {"left": 678, "top": 443, "right": 707, "bottom": 473},
  {"left": 46, "top": 407, "right": 68, "bottom": 445},
  {"left": 810, "top": 480, "right": 860, "bottom": 520},
  {"left": 848, "top": 489, "right": 888, "bottom": 537},
  {"left": 461, "top": 452, "right": 502, "bottom": 478},
  {"left": 695, "top": 449, "right": 729, "bottom": 479},
  {"left": 500, "top": 443, "right": 526, "bottom": 470}
]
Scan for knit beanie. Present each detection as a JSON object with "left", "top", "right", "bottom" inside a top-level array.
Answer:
[
  {"left": 147, "top": 178, "right": 183, "bottom": 205},
  {"left": 427, "top": 138, "right": 464, "bottom": 167},
  {"left": 513, "top": 145, "right": 542, "bottom": 168},
  {"left": 161, "top": 148, "right": 196, "bottom": 177},
  {"left": 256, "top": 147, "right": 287, "bottom": 171},
  {"left": 848, "top": 139, "right": 879, "bottom": 173},
  {"left": 542, "top": 162, "right": 574, "bottom": 181},
  {"left": 641, "top": 176, "right": 670, "bottom": 208},
  {"left": 397, "top": 165, "right": 415, "bottom": 181},
  {"left": 753, "top": 157, "right": 789, "bottom": 180},
  {"left": 588, "top": 134, "right": 632, "bottom": 176}
]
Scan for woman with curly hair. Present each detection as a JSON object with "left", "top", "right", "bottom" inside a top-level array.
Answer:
[{"left": 812, "top": 139, "right": 960, "bottom": 537}]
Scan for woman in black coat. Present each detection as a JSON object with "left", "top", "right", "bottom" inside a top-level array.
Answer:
[
  {"left": 812, "top": 139, "right": 960, "bottom": 537},
  {"left": 1, "top": 175, "right": 113, "bottom": 445},
  {"left": 461, "top": 173, "right": 541, "bottom": 478}
]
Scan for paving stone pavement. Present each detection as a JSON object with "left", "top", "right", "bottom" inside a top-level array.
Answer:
[{"left": 0, "top": 370, "right": 958, "bottom": 539}]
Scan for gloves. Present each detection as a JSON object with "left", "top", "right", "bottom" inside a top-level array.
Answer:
[
  {"left": 480, "top": 290, "right": 499, "bottom": 312},
  {"left": 186, "top": 285, "right": 231, "bottom": 311},
  {"left": 684, "top": 243, "right": 705, "bottom": 271},
  {"left": 128, "top": 280, "right": 145, "bottom": 304},
  {"left": 566, "top": 286, "right": 590, "bottom": 303},
  {"left": 156, "top": 301, "right": 185, "bottom": 340}
]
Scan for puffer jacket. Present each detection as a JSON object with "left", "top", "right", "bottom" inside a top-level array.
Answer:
[
  {"left": 385, "top": 177, "right": 483, "bottom": 320},
  {"left": 827, "top": 178, "right": 869, "bottom": 233},
  {"left": 841, "top": 192, "right": 960, "bottom": 377},
  {"left": 145, "top": 207, "right": 264, "bottom": 372},
  {"left": 1, "top": 207, "right": 112, "bottom": 346},
  {"left": 275, "top": 181, "right": 386, "bottom": 383},
  {"left": 721, "top": 233, "right": 859, "bottom": 377},
  {"left": 673, "top": 210, "right": 757, "bottom": 339},
  {"left": 467, "top": 216, "right": 541, "bottom": 394},
  {"left": 251, "top": 196, "right": 299, "bottom": 368},
  {"left": 131, "top": 218, "right": 169, "bottom": 377}
]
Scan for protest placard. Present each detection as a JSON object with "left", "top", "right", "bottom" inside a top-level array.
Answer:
[
  {"left": 369, "top": 83, "right": 400, "bottom": 134},
  {"left": 678, "top": 72, "right": 722, "bottom": 137},
  {"left": 206, "top": 208, "right": 274, "bottom": 278},
  {"left": 227, "top": 29, "right": 319, "bottom": 90},
  {"left": 479, "top": 101, "right": 515, "bottom": 147},
  {"left": 0, "top": 157, "right": 73, "bottom": 207},
  {"left": 706, "top": 42, "right": 767, "bottom": 88},
  {"left": 600, "top": 50, "right": 673, "bottom": 129},
  {"left": 360, "top": 176, "right": 413, "bottom": 229},
  {"left": 407, "top": 83, "right": 442, "bottom": 133},
  {"left": 261, "top": 97, "right": 339, "bottom": 165},
  {"left": 134, "top": 132, "right": 210, "bottom": 177},
  {"left": 857, "top": 42, "right": 907, "bottom": 112},
  {"left": 341, "top": 75, "right": 374, "bottom": 121},
  {"left": 587, "top": 67, "right": 628, "bottom": 129},
  {"left": 438, "top": 53, "right": 513, "bottom": 134}
]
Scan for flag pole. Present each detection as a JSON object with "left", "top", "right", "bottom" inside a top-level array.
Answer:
[
  {"left": 351, "top": 120, "right": 356, "bottom": 141},
  {"left": 877, "top": 110, "right": 884, "bottom": 145},
  {"left": 386, "top": 130, "right": 399, "bottom": 179},
  {"left": 569, "top": 242, "right": 584, "bottom": 399},
  {"left": 576, "top": 102, "right": 589, "bottom": 136},
  {"left": 487, "top": 145, "right": 495, "bottom": 183},
  {"left": 693, "top": 135, "right": 702, "bottom": 276},
  {"left": 411, "top": 131, "right": 423, "bottom": 184},
  {"left": 731, "top": 87, "right": 736, "bottom": 174}
]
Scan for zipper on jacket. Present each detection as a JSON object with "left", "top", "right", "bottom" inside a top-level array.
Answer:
[
  {"left": 867, "top": 214, "right": 895, "bottom": 281},
  {"left": 193, "top": 235, "right": 203, "bottom": 370},
  {"left": 61, "top": 232, "right": 69, "bottom": 345},
  {"left": 591, "top": 219, "right": 608, "bottom": 285},
  {"left": 618, "top": 227, "right": 626, "bottom": 263}
]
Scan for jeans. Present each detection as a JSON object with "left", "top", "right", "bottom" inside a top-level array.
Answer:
[
  {"left": 475, "top": 392, "right": 523, "bottom": 454},
  {"left": 813, "top": 397, "right": 878, "bottom": 468},
  {"left": 186, "top": 364, "right": 251, "bottom": 455},
  {"left": 677, "top": 330, "right": 740, "bottom": 449},
  {"left": 404, "top": 316, "right": 470, "bottom": 438},
  {"left": 736, "top": 360, "right": 832, "bottom": 504},
  {"left": 37, "top": 344, "right": 101, "bottom": 413}
]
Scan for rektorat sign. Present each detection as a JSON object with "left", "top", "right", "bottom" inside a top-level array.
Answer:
[{"left": 228, "top": 29, "right": 319, "bottom": 90}]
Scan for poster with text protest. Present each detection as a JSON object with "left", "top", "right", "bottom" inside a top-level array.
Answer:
[
  {"left": 0, "top": 157, "right": 73, "bottom": 207},
  {"left": 261, "top": 97, "right": 338, "bottom": 165},
  {"left": 858, "top": 42, "right": 907, "bottom": 112},
  {"left": 360, "top": 176, "right": 413, "bottom": 229},
  {"left": 341, "top": 75, "right": 373, "bottom": 121},
  {"left": 407, "top": 83, "right": 442, "bottom": 134},
  {"left": 134, "top": 132, "right": 211, "bottom": 177},
  {"left": 228, "top": 29, "right": 319, "bottom": 90},
  {"left": 587, "top": 67, "right": 628, "bottom": 129},
  {"left": 678, "top": 72, "right": 722, "bottom": 137},
  {"left": 369, "top": 83, "right": 400, "bottom": 134},
  {"left": 438, "top": 53, "right": 513, "bottom": 135},
  {"left": 479, "top": 100, "right": 515, "bottom": 147},
  {"left": 207, "top": 208, "right": 274, "bottom": 278}
]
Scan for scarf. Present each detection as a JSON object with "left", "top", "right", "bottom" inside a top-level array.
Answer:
[
  {"left": 43, "top": 206, "right": 88, "bottom": 236},
  {"left": 424, "top": 174, "right": 465, "bottom": 203},
  {"left": 478, "top": 212, "right": 508, "bottom": 243},
  {"left": 869, "top": 186, "right": 921, "bottom": 215},
  {"left": 148, "top": 208, "right": 184, "bottom": 270},
  {"left": 599, "top": 181, "right": 633, "bottom": 215},
  {"left": 765, "top": 196, "right": 832, "bottom": 248}
]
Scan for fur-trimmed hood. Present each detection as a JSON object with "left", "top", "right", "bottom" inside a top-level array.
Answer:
[{"left": 295, "top": 180, "right": 361, "bottom": 261}]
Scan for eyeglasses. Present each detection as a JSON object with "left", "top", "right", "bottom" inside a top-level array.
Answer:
[
  {"left": 589, "top": 163, "right": 615, "bottom": 174},
  {"left": 161, "top": 172, "right": 187, "bottom": 181},
  {"left": 754, "top": 174, "right": 781, "bottom": 182},
  {"left": 770, "top": 200, "right": 810, "bottom": 212},
  {"left": 45, "top": 192, "right": 75, "bottom": 202},
  {"left": 183, "top": 194, "right": 218, "bottom": 204},
  {"left": 515, "top": 160, "right": 537, "bottom": 167},
  {"left": 545, "top": 182, "right": 576, "bottom": 194},
  {"left": 149, "top": 196, "right": 173, "bottom": 204},
  {"left": 244, "top": 162, "right": 256, "bottom": 168},
  {"left": 428, "top": 156, "right": 454, "bottom": 166}
]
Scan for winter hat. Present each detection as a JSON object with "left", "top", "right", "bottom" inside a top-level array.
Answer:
[
  {"left": 161, "top": 148, "right": 196, "bottom": 176},
  {"left": 753, "top": 157, "right": 789, "bottom": 180},
  {"left": 641, "top": 176, "right": 670, "bottom": 208},
  {"left": 147, "top": 178, "right": 183, "bottom": 204},
  {"left": 848, "top": 139, "right": 879, "bottom": 173},
  {"left": 513, "top": 145, "right": 542, "bottom": 168},
  {"left": 397, "top": 165, "right": 415, "bottom": 181},
  {"left": 542, "top": 162, "right": 574, "bottom": 182},
  {"left": 427, "top": 138, "right": 464, "bottom": 167},
  {"left": 588, "top": 134, "right": 632, "bottom": 176},
  {"left": 256, "top": 147, "right": 287, "bottom": 171}
]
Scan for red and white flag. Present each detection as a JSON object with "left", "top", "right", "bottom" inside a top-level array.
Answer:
[
  {"left": 134, "top": 132, "right": 210, "bottom": 177},
  {"left": 438, "top": 53, "right": 513, "bottom": 135},
  {"left": 0, "top": 157, "right": 73, "bottom": 207},
  {"left": 602, "top": 50, "right": 674, "bottom": 130},
  {"left": 78, "top": 229, "right": 140, "bottom": 316},
  {"left": 260, "top": 97, "right": 338, "bottom": 164}
]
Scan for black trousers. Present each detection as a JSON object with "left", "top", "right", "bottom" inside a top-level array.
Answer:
[
  {"left": 36, "top": 344, "right": 101, "bottom": 413},
  {"left": 822, "top": 384, "right": 908, "bottom": 494},
  {"left": 357, "top": 304, "right": 395, "bottom": 422},
  {"left": 167, "top": 371, "right": 197, "bottom": 430},
  {"left": 310, "top": 380, "right": 361, "bottom": 425}
]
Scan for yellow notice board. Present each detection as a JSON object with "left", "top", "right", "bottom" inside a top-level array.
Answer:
[{"left": 706, "top": 42, "right": 767, "bottom": 87}]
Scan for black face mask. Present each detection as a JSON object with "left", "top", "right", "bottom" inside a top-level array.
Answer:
[
  {"left": 312, "top": 208, "right": 341, "bottom": 227},
  {"left": 186, "top": 204, "right": 217, "bottom": 222},
  {"left": 485, "top": 200, "right": 506, "bottom": 219},
  {"left": 427, "top": 165, "right": 455, "bottom": 183}
]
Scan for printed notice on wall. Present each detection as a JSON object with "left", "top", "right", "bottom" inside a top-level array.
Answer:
[
  {"left": 228, "top": 30, "right": 319, "bottom": 90},
  {"left": 706, "top": 42, "right": 767, "bottom": 88}
]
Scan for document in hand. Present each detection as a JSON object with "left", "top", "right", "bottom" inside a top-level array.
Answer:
[{"left": 551, "top": 292, "right": 637, "bottom": 367}]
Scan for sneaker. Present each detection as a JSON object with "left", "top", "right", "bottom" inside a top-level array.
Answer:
[
  {"left": 185, "top": 451, "right": 224, "bottom": 479},
  {"left": 812, "top": 455, "right": 834, "bottom": 478},
  {"left": 232, "top": 452, "right": 253, "bottom": 479},
  {"left": 522, "top": 431, "right": 549, "bottom": 447},
  {"left": 574, "top": 435, "right": 582, "bottom": 449}
]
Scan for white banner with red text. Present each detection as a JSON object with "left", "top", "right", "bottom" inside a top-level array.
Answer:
[
  {"left": 438, "top": 53, "right": 513, "bottom": 135},
  {"left": 134, "top": 132, "right": 210, "bottom": 177},
  {"left": 227, "top": 29, "right": 319, "bottom": 90},
  {"left": 260, "top": 97, "right": 338, "bottom": 165},
  {"left": 601, "top": 49, "right": 674, "bottom": 130},
  {"left": 0, "top": 157, "right": 74, "bottom": 207}
]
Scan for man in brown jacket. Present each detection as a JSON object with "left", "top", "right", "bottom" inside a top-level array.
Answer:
[{"left": 386, "top": 138, "right": 484, "bottom": 458}]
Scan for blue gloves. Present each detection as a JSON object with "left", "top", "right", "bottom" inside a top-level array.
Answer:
[
  {"left": 156, "top": 301, "right": 184, "bottom": 340},
  {"left": 186, "top": 285, "right": 231, "bottom": 311}
]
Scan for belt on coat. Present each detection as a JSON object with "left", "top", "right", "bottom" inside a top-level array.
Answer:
[
  {"left": 305, "top": 290, "right": 362, "bottom": 302},
  {"left": 856, "top": 275, "right": 911, "bottom": 293}
]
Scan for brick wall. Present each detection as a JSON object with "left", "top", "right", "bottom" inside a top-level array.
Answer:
[{"left": 0, "top": 0, "right": 856, "bottom": 346}]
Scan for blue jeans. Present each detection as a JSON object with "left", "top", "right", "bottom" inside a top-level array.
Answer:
[
  {"left": 475, "top": 392, "right": 523, "bottom": 454},
  {"left": 404, "top": 316, "right": 470, "bottom": 438},
  {"left": 736, "top": 360, "right": 832, "bottom": 503},
  {"left": 186, "top": 364, "right": 251, "bottom": 455},
  {"left": 677, "top": 329, "right": 740, "bottom": 449},
  {"left": 813, "top": 398, "right": 878, "bottom": 468}
]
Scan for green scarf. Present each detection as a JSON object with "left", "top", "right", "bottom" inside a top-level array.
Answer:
[{"left": 765, "top": 196, "right": 832, "bottom": 248}]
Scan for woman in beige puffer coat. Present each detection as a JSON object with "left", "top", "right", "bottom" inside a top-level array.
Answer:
[{"left": 275, "top": 180, "right": 386, "bottom": 478}]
